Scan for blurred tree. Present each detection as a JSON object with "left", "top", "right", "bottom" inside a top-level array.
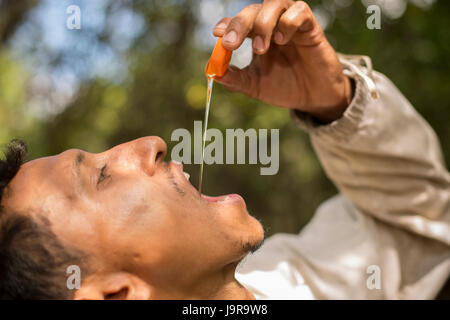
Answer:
[
  {"left": 0, "top": 0, "right": 38, "bottom": 44},
  {"left": 0, "top": 0, "right": 448, "bottom": 250}
]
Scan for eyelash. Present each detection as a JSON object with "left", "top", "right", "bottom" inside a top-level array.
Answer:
[{"left": 98, "top": 165, "right": 110, "bottom": 184}]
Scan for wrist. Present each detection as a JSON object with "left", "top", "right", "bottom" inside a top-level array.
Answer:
[{"left": 308, "top": 76, "right": 355, "bottom": 124}]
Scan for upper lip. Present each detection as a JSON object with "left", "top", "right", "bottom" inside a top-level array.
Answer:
[{"left": 169, "top": 161, "right": 199, "bottom": 195}]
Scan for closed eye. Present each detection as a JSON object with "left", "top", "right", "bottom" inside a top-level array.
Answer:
[{"left": 98, "top": 165, "right": 110, "bottom": 185}]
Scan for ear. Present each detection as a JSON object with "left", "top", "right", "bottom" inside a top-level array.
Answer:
[{"left": 73, "top": 272, "right": 152, "bottom": 300}]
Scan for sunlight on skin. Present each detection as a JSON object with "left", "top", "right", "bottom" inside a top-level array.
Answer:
[{"left": 3, "top": 137, "right": 264, "bottom": 299}]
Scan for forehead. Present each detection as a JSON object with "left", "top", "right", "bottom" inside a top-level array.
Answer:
[{"left": 2, "top": 149, "right": 82, "bottom": 214}]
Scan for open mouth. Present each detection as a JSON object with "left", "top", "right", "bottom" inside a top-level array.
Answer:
[
  {"left": 200, "top": 194, "right": 244, "bottom": 204},
  {"left": 170, "top": 160, "right": 246, "bottom": 206}
]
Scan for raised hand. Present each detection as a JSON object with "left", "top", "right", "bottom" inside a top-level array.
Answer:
[{"left": 213, "top": 0, "right": 353, "bottom": 123}]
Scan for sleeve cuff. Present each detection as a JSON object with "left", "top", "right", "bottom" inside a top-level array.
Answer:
[{"left": 290, "top": 54, "right": 375, "bottom": 141}]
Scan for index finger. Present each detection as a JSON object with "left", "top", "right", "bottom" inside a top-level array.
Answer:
[{"left": 220, "top": 4, "right": 261, "bottom": 51}]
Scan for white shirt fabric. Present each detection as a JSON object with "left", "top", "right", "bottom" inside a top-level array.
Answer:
[{"left": 235, "top": 54, "right": 450, "bottom": 299}]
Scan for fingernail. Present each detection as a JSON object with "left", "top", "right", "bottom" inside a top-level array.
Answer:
[
  {"left": 274, "top": 31, "right": 283, "bottom": 44},
  {"left": 215, "top": 22, "right": 227, "bottom": 29},
  {"left": 223, "top": 30, "right": 237, "bottom": 44},
  {"left": 253, "top": 36, "right": 265, "bottom": 53}
]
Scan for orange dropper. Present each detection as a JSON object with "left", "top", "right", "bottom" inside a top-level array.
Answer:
[
  {"left": 205, "top": 37, "right": 232, "bottom": 78},
  {"left": 199, "top": 38, "right": 232, "bottom": 193}
]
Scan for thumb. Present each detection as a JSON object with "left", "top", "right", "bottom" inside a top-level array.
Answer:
[{"left": 214, "top": 65, "right": 253, "bottom": 96}]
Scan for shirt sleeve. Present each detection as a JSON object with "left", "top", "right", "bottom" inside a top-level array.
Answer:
[
  {"left": 290, "top": 54, "right": 450, "bottom": 246},
  {"left": 237, "top": 55, "right": 450, "bottom": 300}
]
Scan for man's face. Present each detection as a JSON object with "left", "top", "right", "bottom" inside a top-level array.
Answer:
[{"left": 2, "top": 137, "right": 264, "bottom": 290}]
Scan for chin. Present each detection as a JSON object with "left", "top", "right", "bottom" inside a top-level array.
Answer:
[
  {"left": 252, "top": 218, "right": 266, "bottom": 251},
  {"left": 241, "top": 214, "right": 266, "bottom": 254},
  {"left": 213, "top": 195, "right": 265, "bottom": 253}
]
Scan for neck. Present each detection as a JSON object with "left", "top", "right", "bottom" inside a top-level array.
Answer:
[
  {"left": 208, "top": 277, "right": 255, "bottom": 300},
  {"left": 195, "top": 261, "right": 255, "bottom": 299},
  {"left": 150, "top": 262, "right": 255, "bottom": 300}
]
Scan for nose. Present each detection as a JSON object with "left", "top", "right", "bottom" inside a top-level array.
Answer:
[
  {"left": 110, "top": 136, "right": 167, "bottom": 177},
  {"left": 137, "top": 136, "right": 167, "bottom": 176}
]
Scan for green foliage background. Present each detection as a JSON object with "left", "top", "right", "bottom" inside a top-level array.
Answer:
[{"left": 0, "top": 0, "right": 449, "bottom": 237}]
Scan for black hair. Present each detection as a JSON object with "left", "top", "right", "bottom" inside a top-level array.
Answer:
[
  {"left": 0, "top": 139, "right": 27, "bottom": 204},
  {"left": 0, "top": 140, "right": 89, "bottom": 299}
]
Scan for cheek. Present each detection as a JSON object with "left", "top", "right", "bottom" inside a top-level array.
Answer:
[
  {"left": 46, "top": 200, "right": 105, "bottom": 257},
  {"left": 101, "top": 175, "right": 163, "bottom": 215},
  {"left": 99, "top": 178, "right": 180, "bottom": 237},
  {"left": 95, "top": 175, "right": 243, "bottom": 263}
]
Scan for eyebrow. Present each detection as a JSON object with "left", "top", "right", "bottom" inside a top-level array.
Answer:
[
  {"left": 73, "top": 152, "right": 85, "bottom": 184},
  {"left": 74, "top": 152, "right": 85, "bottom": 171},
  {"left": 66, "top": 151, "right": 85, "bottom": 197}
]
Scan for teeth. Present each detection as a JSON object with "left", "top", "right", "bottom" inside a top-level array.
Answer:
[{"left": 183, "top": 172, "right": 190, "bottom": 180}]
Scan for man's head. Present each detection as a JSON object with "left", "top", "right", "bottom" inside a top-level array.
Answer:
[
  {"left": 0, "top": 140, "right": 89, "bottom": 299},
  {"left": 0, "top": 137, "right": 265, "bottom": 299}
]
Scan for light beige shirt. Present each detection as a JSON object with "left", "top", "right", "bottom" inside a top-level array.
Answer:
[{"left": 236, "top": 54, "right": 450, "bottom": 299}]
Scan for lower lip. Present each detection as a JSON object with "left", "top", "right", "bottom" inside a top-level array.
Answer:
[{"left": 201, "top": 193, "right": 245, "bottom": 205}]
